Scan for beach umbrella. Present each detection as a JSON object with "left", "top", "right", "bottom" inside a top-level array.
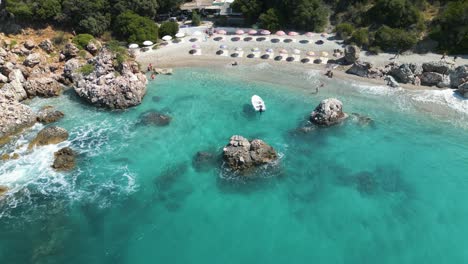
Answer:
[
  {"left": 321, "top": 51, "right": 329, "bottom": 57},
  {"left": 293, "top": 49, "right": 301, "bottom": 54},
  {"left": 192, "top": 31, "right": 203, "bottom": 36},
  {"left": 288, "top": 31, "right": 299, "bottom": 36},
  {"left": 307, "top": 51, "right": 316, "bottom": 56},
  {"left": 220, "top": 44, "right": 228, "bottom": 49},
  {"left": 266, "top": 48, "right": 274, "bottom": 53},
  {"left": 217, "top": 29, "right": 227, "bottom": 35},
  {"left": 162, "top": 35, "right": 172, "bottom": 41},
  {"left": 235, "top": 47, "right": 243, "bottom": 51},
  {"left": 304, "top": 32, "right": 314, "bottom": 37},
  {"left": 279, "top": 49, "right": 288, "bottom": 54},
  {"left": 143, "top": 41, "right": 153, "bottom": 46},
  {"left": 128, "top": 43, "right": 139, "bottom": 49},
  {"left": 192, "top": 44, "right": 200, "bottom": 49},
  {"left": 236, "top": 29, "right": 245, "bottom": 35},
  {"left": 276, "top": 31, "right": 286, "bottom": 36},
  {"left": 175, "top": 32, "right": 185, "bottom": 38},
  {"left": 260, "top": 30, "right": 271, "bottom": 35},
  {"left": 248, "top": 30, "right": 258, "bottom": 35}
]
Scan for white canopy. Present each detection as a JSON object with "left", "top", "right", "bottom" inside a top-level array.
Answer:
[
  {"left": 142, "top": 41, "right": 153, "bottom": 46},
  {"left": 162, "top": 35, "right": 172, "bottom": 41},
  {"left": 128, "top": 43, "right": 139, "bottom": 49},
  {"left": 175, "top": 32, "right": 185, "bottom": 38}
]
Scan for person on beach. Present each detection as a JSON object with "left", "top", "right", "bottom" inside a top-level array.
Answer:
[
  {"left": 147, "top": 63, "right": 152, "bottom": 72},
  {"left": 326, "top": 70, "right": 333, "bottom": 78},
  {"left": 454, "top": 55, "right": 458, "bottom": 62},
  {"left": 441, "top": 52, "right": 447, "bottom": 61},
  {"left": 414, "top": 76, "right": 421, "bottom": 86},
  {"left": 232, "top": 61, "right": 238, "bottom": 66}
]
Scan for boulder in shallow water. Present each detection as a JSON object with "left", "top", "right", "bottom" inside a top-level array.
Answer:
[
  {"left": 457, "top": 82, "right": 468, "bottom": 98},
  {"left": 420, "top": 72, "right": 449, "bottom": 87},
  {"left": 52, "top": 147, "right": 76, "bottom": 171},
  {"left": 350, "top": 113, "right": 374, "bottom": 126},
  {"left": 310, "top": 98, "right": 348, "bottom": 126},
  {"left": 29, "top": 126, "right": 69, "bottom": 149},
  {"left": 450, "top": 65, "right": 468, "bottom": 88},
  {"left": 139, "top": 111, "right": 171, "bottom": 126},
  {"left": 37, "top": 106, "right": 64, "bottom": 124},
  {"left": 389, "top": 63, "right": 416, "bottom": 84},
  {"left": 0, "top": 185, "right": 8, "bottom": 197},
  {"left": 222, "top": 135, "right": 278, "bottom": 172}
]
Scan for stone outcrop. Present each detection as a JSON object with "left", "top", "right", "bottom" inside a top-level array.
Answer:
[
  {"left": 37, "top": 106, "right": 64, "bottom": 124},
  {"left": 72, "top": 49, "right": 147, "bottom": 109},
  {"left": 422, "top": 61, "right": 454, "bottom": 74},
  {"left": 346, "top": 61, "right": 382, "bottom": 78},
  {"left": 23, "top": 53, "right": 42, "bottom": 67},
  {"left": 8, "top": 69, "right": 25, "bottom": 83},
  {"left": 0, "top": 97, "right": 36, "bottom": 141},
  {"left": 389, "top": 63, "right": 422, "bottom": 84},
  {"left": 457, "top": 82, "right": 468, "bottom": 98},
  {"left": 0, "top": 80, "right": 27, "bottom": 101},
  {"left": 23, "top": 40, "right": 36, "bottom": 50},
  {"left": 222, "top": 135, "right": 278, "bottom": 172},
  {"left": 39, "top": 39, "right": 53, "bottom": 53},
  {"left": 52, "top": 147, "right": 76, "bottom": 171},
  {"left": 310, "top": 98, "right": 348, "bottom": 126},
  {"left": 344, "top": 45, "right": 360, "bottom": 64},
  {"left": 450, "top": 65, "right": 468, "bottom": 88},
  {"left": 63, "top": 58, "right": 83, "bottom": 81},
  {"left": 420, "top": 72, "right": 450, "bottom": 87},
  {"left": 23, "top": 77, "right": 62, "bottom": 98},
  {"left": 86, "top": 40, "right": 101, "bottom": 55},
  {"left": 384, "top": 75, "right": 400, "bottom": 88},
  {"left": 28, "top": 126, "right": 69, "bottom": 149},
  {"left": 61, "top": 43, "right": 79, "bottom": 60},
  {"left": 0, "top": 73, "right": 7, "bottom": 83}
]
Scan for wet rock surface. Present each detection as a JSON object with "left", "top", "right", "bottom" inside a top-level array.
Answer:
[
  {"left": 29, "top": 126, "right": 69, "bottom": 149},
  {"left": 24, "top": 77, "right": 62, "bottom": 98},
  {"left": 52, "top": 147, "right": 76, "bottom": 171},
  {"left": 222, "top": 135, "right": 278, "bottom": 173},
  {"left": 37, "top": 106, "right": 64, "bottom": 124},
  {"left": 138, "top": 111, "right": 171, "bottom": 126},
  {"left": 0, "top": 97, "right": 36, "bottom": 141}
]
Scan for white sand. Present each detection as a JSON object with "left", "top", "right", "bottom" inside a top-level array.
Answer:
[{"left": 136, "top": 33, "right": 468, "bottom": 91}]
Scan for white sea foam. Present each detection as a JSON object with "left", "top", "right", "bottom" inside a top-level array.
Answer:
[{"left": 411, "top": 89, "right": 468, "bottom": 114}]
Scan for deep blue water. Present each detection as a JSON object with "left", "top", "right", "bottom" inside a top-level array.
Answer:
[{"left": 0, "top": 66, "right": 467, "bottom": 263}]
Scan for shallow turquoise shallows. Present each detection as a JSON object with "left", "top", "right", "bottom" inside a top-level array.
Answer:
[{"left": 1, "top": 65, "right": 468, "bottom": 264}]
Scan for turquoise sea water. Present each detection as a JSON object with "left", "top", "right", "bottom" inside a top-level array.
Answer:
[{"left": 1, "top": 65, "right": 468, "bottom": 263}]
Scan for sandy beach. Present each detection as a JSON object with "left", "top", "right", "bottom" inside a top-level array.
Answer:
[{"left": 136, "top": 32, "right": 468, "bottom": 91}]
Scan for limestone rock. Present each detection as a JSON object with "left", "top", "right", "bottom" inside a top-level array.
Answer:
[
  {"left": 222, "top": 135, "right": 278, "bottom": 172},
  {"left": 450, "top": 65, "right": 468, "bottom": 88},
  {"left": 8, "top": 69, "right": 25, "bottom": 83},
  {"left": 52, "top": 147, "right": 76, "bottom": 171},
  {"left": 61, "top": 43, "right": 79, "bottom": 60},
  {"left": 23, "top": 53, "right": 42, "bottom": 67},
  {"left": 310, "top": 98, "right": 348, "bottom": 126},
  {"left": 0, "top": 97, "right": 36, "bottom": 141},
  {"left": 37, "top": 106, "right": 64, "bottom": 124},
  {"left": 39, "top": 39, "right": 53, "bottom": 53},
  {"left": 384, "top": 75, "right": 400, "bottom": 88},
  {"left": 72, "top": 49, "right": 148, "bottom": 109},
  {"left": 457, "top": 82, "right": 468, "bottom": 98},
  {"left": 420, "top": 72, "right": 449, "bottom": 87},
  {"left": 63, "top": 59, "right": 82, "bottom": 80},
  {"left": 23, "top": 40, "right": 36, "bottom": 50},
  {"left": 344, "top": 45, "right": 360, "bottom": 64},
  {"left": 24, "top": 77, "right": 62, "bottom": 98},
  {"left": 0, "top": 73, "right": 7, "bottom": 83},
  {"left": 86, "top": 40, "right": 101, "bottom": 55},
  {"left": 389, "top": 63, "right": 419, "bottom": 84},
  {"left": 346, "top": 61, "right": 373, "bottom": 77},
  {"left": 29, "top": 126, "right": 69, "bottom": 149},
  {"left": 422, "top": 61, "right": 454, "bottom": 74},
  {"left": 0, "top": 80, "right": 27, "bottom": 101}
]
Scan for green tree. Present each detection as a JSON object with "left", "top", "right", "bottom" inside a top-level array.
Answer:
[
  {"left": 72, "top": 33, "right": 95, "bottom": 49},
  {"left": 350, "top": 27, "right": 370, "bottom": 47},
  {"left": 157, "top": 0, "right": 184, "bottom": 13},
  {"left": 159, "top": 21, "right": 179, "bottom": 37},
  {"left": 113, "top": 11, "right": 158, "bottom": 44},
  {"left": 335, "top": 23, "right": 355, "bottom": 39},
  {"left": 367, "top": 0, "right": 422, "bottom": 29},
  {"left": 291, "top": 0, "right": 328, "bottom": 32},
  {"left": 374, "top": 25, "right": 417, "bottom": 51},
  {"left": 430, "top": 0, "right": 468, "bottom": 53},
  {"left": 231, "top": 0, "right": 262, "bottom": 24},
  {"left": 191, "top": 11, "right": 201, "bottom": 26},
  {"left": 62, "top": 0, "right": 111, "bottom": 35},
  {"left": 6, "top": 0, "right": 33, "bottom": 19},
  {"left": 110, "top": 0, "right": 159, "bottom": 18},
  {"left": 35, "top": 0, "right": 62, "bottom": 20},
  {"left": 259, "top": 8, "right": 282, "bottom": 31}
]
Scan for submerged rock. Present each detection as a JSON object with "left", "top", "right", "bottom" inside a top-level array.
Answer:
[
  {"left": 139, "top": 111, "right": 171, "bottom": 126},
  {"left": 52, "top": 147, "right": 76, "bottom": 171},
  {"left": 154, "top": 68, "right": 173, "bottom": 75},
  {"left": 37, "top": 106, "right": 64, "bottom": 124},
  {"left": 29, "top": 126, "right": 69, "bottom": 149},
  {"left": 222, "top": 135, "right": 278, "bottom": 172},
  {"left": 192, "top": 151, "right": 218, "bottom": 171},
  {"left": 350, "top": 113, "right": 374, "bottom": 126},
  {"left": 310, "top": 98, "right": 348, "bottom": 126}
]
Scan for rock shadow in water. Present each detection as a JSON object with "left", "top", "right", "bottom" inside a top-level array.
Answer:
[
  {"left": 192, "top": 150, "right": 221, "bottom": 172},
  {"left": 137, "top": 109, "right": 172, "bottom": 127},
  {"left": 242, "top": 103, "right": 257, "bottom": 119},
  {"left": 151, "top": 96, "right": 162, "bottom": 102},
  {"left": 153, "top": 163, "right": 193, "bottom": 211}
]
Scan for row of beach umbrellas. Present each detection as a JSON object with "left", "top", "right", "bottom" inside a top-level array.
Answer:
[
  {"left": 128, "top": 32, "right": 187, "bottom": 49},
  {"left": 215, "top": 29, "right": 327, "bottom": 37},
  {"left": 218, "top": 45, "right": 329, "bottom": 56}
]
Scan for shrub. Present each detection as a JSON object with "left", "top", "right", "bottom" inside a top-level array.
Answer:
[
  {"left": 72, "top": 34, "right": 94, "bottom": 49},
  {"left": 192, "top": 11, "right": 201, "bottom": 26},
  {"left": 159, "top": 21, "right": 179, "bottom": 37},
  {"left": 335, "top": 23, "right": 355, "bottom": 39},
  {"left": 113, "top": 11, "right": 158, "bottom": 44},
  {"left": 79, "top": 64, "right": 95, "bottom": 75},
  {"left": 368, "top": 46, "right": 381, "bottom": 55},
  {"left": 291, "top": 0, "right": 328, "bottom": 32},
  {"left": 374, "top": 26, "right": 418, "bottom": 51},
  {"left": 106, "top": 40, "right": 128, "bottom": 66},
  {"left": 351, "top": 28, "right": 370, "bottom": 47},
  {"left": 52, "top": 31, "right": 67, "bottom": 46},
  {"left": 367, "top": 0, "right": 422, "bottom": 29}
]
